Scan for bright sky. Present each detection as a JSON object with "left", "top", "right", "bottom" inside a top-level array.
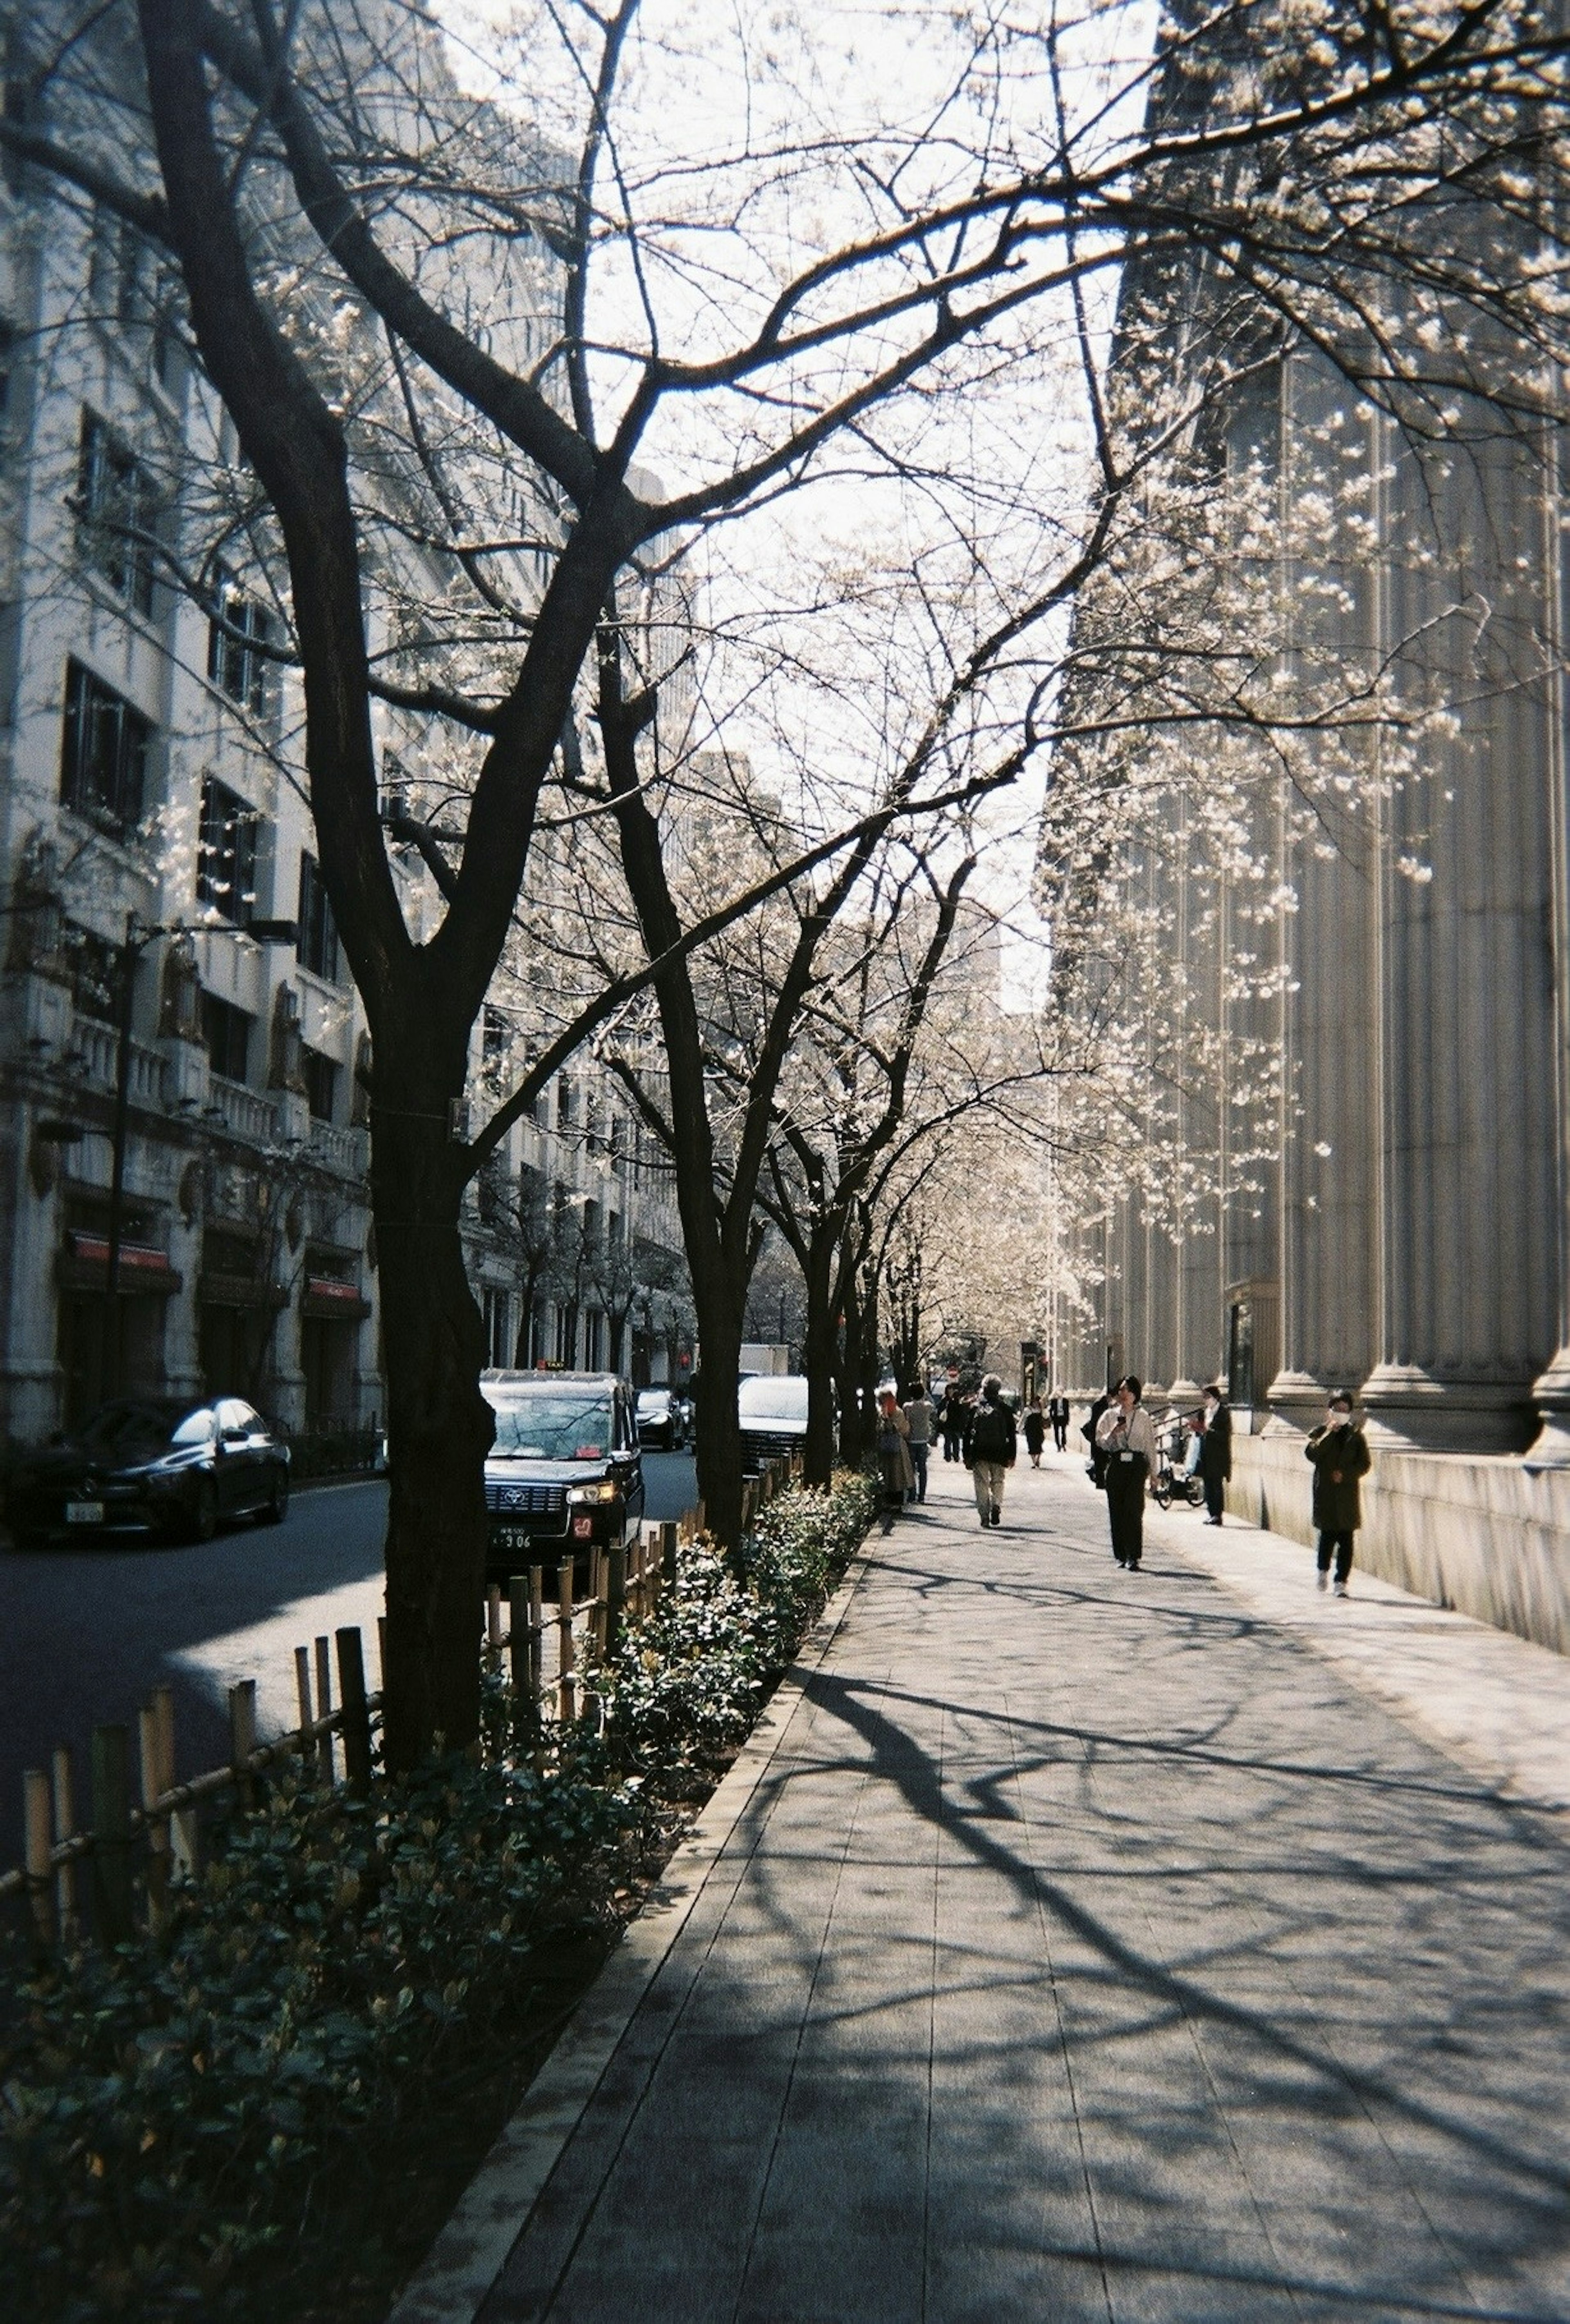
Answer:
[{"left": 432, "top": 1, "right": 1161, "bottom": 1003}]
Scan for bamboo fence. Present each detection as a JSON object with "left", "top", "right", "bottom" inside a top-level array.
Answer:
[{"left": 0, "top": 1454, "right": 796, "bottom": 1952}]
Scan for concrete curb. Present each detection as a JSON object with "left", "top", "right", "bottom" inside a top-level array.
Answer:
[{"left": 385, "top": 1530, "right": 881, "bottom": 2324}]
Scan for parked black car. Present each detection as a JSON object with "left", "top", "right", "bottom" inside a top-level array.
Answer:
[
  {"left": 6, "top": 1397, "right": 290, "bottom": 1547},
  {"left": 482, "top": 1372, "right": 644, "bottom": 1579},
  {"left": 635, "top": 1387, "right": 685, "bottom": 1450}
]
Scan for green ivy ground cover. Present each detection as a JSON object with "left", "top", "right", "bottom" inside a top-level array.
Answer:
[{"left": 0, "top": 1471, "right": 877, "bottom": 2324}]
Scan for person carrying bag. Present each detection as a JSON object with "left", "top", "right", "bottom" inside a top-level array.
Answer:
[{"left": 1094, "top": 1376, "right": 1157, "bottom": 1570}]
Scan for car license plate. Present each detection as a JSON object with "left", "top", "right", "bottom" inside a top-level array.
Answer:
[
  {"left": 66, "top": 1501, "right": 104, "bottom": 1524},
  {"left": 493, "top": 1526, "right": 531, "bottom": 1552}
]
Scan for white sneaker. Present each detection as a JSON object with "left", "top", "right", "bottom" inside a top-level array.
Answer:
[
  {"left": 1316, "top": 1570, "right": 1328, "bottom": 1592},
  {"left": 1333, "top": 1579, "right": 1349, "bottom": 1597}
]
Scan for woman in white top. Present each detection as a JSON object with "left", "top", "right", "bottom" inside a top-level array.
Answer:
[{"left": 1094, "top": 1376, "right": 1159, "bottom": 1570}]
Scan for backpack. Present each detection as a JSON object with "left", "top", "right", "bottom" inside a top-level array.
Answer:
[{"left": 968, "top": 1400, "right": 1012, "bottom": 1459}]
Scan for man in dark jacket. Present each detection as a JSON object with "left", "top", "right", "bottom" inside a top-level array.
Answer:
[
  {"left": 940, "top": 1385, "right": 967, "bottom": 1463},
  {"left": 962, "top": 1374, "right": 1017, "bottom": 1528},
  {"left": 1305, "top": 1390, "right": 1372, "bottom": 1595},
  {"left": 1199, "top": 1383, "right": 1232, "bottom": 1525},
  {"left": 1048, "top": 1392, "right": 1070, "bottom": 1451}
]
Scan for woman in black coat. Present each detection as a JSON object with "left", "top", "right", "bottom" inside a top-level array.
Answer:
[
  {"left": 1198, "top": 1385, "right": 1232, "bottom": 1525},
  {"left": 1305, "top": 1390, "right": 1372, "bottom": 1595}
]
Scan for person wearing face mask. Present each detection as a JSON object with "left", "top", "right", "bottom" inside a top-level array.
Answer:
[
  {"left": 1198, "top": 1382, "right": 1232, "bottom": 1525},
  {"left": 1094, "top": 1375, "right": 1158, "bottom": 1570},
  {"left": 1305, "top": 1389, "right": 1371, "bottom": 1595}
]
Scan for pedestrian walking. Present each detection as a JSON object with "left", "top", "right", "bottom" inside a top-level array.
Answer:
[
  {"left": 1021, "top": 1399, "right": 1047, "bottom": 1467},
  {"left": 1048, "top": 1392, "right": 1070, "bottom": 1452},
  {"left": 1095, "top": 1376, "right": 1158, "bottom": 1569},
  {"left": 1082, "top": 1387, "right": 1112, "bottom": 1488},
  {"left": 940, "top": 1383, "right": 967, "bottom": 1462},
  {"left": 1199, "top": 1383, "right": 1232, "bottom": 1525},
  {"left": 1305, "top": 1390, "right": 1371, "bottom": 1594},
  {"left": 962, "top": 1374, "right": 1016, "bottom": 1528},
  {"left": 902, "top": 1381, "right": 934, "bottom": 1503},
  {"left": 875, "top": 1390, "right": 914, "bottom": 1534}
]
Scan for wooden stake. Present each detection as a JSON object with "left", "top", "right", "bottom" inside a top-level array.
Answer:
[
  {"left": 336, "top": 1627, "right": 372, "bottom": 1798},
  {"left": 529, "top": 1567, "right": 544, "bottom": 1708},
  {"left": 137, "top": 1706, "right": 168, "bottom": 1933},
  {"left": 229, "top": 1679, "right": 258, "bottom": 1810},
  {"left": 294, "top": 1645, "right": 316, "bottom": 1774},
  {"left": 89, "top": 1723, "right": 133, "bottom": 1948},
  {"left": 23, "top": 1768, "right": 52, "bottom": 1945},
  {"left": 315, "top": 1635, "right": 335, "bottom": 1784},
  {"left": 508, "top": 1576, "right": 532, "bottom": 1744},
  {"left": 660, "top": 1520, "right": 679, "bottom": 1587},
  {"left": 606, "top": 1538, "right": 626, "bottom": 1659},
  {"left": 51, "top": 1746, "right": 77, "bottom": 1939}
]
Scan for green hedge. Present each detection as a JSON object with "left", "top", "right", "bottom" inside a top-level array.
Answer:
[{"left": 0, "top": 1469, "right": 875, "bottom": 2324}]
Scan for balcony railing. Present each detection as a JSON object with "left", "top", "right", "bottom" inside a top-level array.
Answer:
[{"left": 207, "top": 1073, "right": 280, "bottom": 1144}]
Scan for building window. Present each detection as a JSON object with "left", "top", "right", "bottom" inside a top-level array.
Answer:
[
  {"left": 202, "top": 992, "right": 252, "bottom": 1082},
  {"left": 482, "top": 1005, "right": 507, "bottom": 1078},
  {"left": 206, "top": 568, "right": 272, "bottom": 715},
  {"left": 556, "top": 1077, "right": 573, "bottom": 1130},
  {"left": 196, "top": 775, "right": 259, "bottom": 926},
  {"left": 302, "top": 1047, "right": 338, "bottom": 1123},
  {"left": 60, "top": 659, "right": 152, "bottom": 838},
  {"left": 296, "top": 852, "right": 340, "bottom": 983},
  {"left": 483, "top": 1286, "right": 511, "bottom": 1369},
  {"left": 76, "top": 409, "right": 161, "bottom": 617},
  {"left": 65, "top": 921, "right": 121, "bottom": 1023}
]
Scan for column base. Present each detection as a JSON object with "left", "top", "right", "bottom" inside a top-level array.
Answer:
[
  {"left": 1357, "top": 1363, "right": 1537, "bottom": 1454},
  {"left": 1167, "top": 1376, "right": 1207, "bottom": 1409},
  {"left": 1526, "top": 1350, "right": 1570, "bottom": 1468},
  {"left": 1261, "top": 1370, "right": 1338, "bottom": 1436}
]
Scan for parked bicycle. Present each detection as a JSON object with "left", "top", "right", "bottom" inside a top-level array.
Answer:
[{"left": 1151, "top": 1410, "right": 1206, "bottom": 1510}]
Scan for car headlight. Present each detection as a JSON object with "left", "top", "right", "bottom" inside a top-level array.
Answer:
[{"left": 566, "top": 1480, "right": 621, "bottom": 1506}]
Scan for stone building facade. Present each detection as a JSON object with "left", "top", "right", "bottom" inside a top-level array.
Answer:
[
  {"left": 0, "top": 14, "right": 690, "bottom": 1459},
  {"left": 1042, "top": 335, "right": 1570, "bottom": 1653}
]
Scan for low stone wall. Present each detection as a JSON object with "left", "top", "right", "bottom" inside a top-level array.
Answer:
[{"left": 1228, "top": 1435, "right": 1570, "bottom": 1658}]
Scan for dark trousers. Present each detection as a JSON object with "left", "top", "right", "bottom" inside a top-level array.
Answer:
[
  {"left": 942, "top": 1426, "right": 962, "bottom": 1461},
  {"left": 1204, "top": 1474, "right": 1225, "bottom": 1522},
  {"left": 1106, "top": 1464, "right": 1145, "bottom": 1566},
  {"left": 1317, "top": 1528, "right": 1355, "bottom": 1582},
  {"left": 1052, "top": 1418, "right": 1068, "bottom": 1450},
  {"left": 908, "top": 1443, "right": 928, "bottom": 1501}
]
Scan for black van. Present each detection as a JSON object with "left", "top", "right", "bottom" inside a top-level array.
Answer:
[{"left": 480, "top": 1371, "right": 645, "bottom": 1577}]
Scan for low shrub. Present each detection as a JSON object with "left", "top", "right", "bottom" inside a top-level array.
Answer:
[{"left": 0, "top": 1469, "right": 873, "bottom": 2324}]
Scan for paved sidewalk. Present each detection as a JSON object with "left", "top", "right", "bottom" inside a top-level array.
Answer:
[{"left": 407, "top": 1455, "right": 1570, "bottom": 2324}]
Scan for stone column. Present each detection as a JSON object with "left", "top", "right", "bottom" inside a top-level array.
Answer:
[
  {"left": 1530, "top": 436, "right": 1570, "bottom": 1461},
  {"left": 1359, "top": 412, "right": 1558, "bottom": 1450},
  {"left": 1265, "top": 356, "right": 1382, "bottom": 1431}
]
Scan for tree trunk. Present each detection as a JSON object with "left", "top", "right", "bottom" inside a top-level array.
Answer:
[
  {"left": 801, "top": 1230, "right": 840, "bottom": 1487},
  {"left": 372, "top": 1071, "right": 493, "bottom": 1771},
  {"left": 690, "top": 1280, "right": 747, "bottom": 1549},
  {"left": 836, "top": 1269, "right": 865, "bottom": 1467}
]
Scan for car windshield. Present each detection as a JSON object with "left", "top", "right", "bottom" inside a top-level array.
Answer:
[
  {"left": 636, "top": 1392, "right": 670, "bottom": 1413},
  {"left": 738, "top": 1377, "right": 809, "bottom": 1422},
  {"left": 77, "top": 1401, "right": 202, "bottom": 1454},
  {"left": 486, "top": 1388, "right": 614, "bottom": 1459}
]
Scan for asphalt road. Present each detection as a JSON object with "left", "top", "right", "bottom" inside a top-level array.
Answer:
[{"left": 0, "top": 1450, "right": 697, "bottom": 1869}]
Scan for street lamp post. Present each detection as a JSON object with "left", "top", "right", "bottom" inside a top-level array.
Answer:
[{"left": 101, "top": 913, "right": 296, "bottom": 1403}]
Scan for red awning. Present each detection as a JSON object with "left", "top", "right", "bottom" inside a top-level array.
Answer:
[
  {"left": 302, "top": 1275, "right": 371, "bottom": 1323},
  {"left": 58, "top": 1233, "right": 183, "bottom": 1295}
]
